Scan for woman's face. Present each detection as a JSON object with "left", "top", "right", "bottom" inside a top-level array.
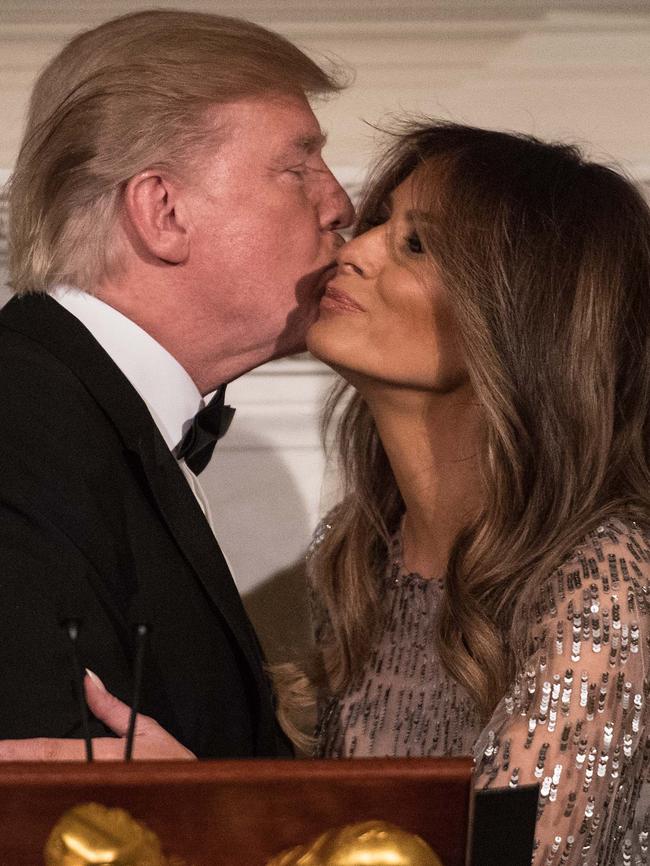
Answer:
[{"left": 306, "top": 171, "right": 468, "bottom": 393}]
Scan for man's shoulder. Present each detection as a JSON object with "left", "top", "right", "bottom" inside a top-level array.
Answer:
[
  {"left": 0, "top": 317, "right": 102, "bottom": 432},
  {"left": 0, "top": 309, "right": 130, "bottom": 488},
  {"left": 0, "top": 295, "right": 154, "bottom": 448},
  {"left": 0, "top": 294, "right": 89, "bottom": 391}
]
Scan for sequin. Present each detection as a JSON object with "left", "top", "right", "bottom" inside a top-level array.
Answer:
[{"left": 313, "top": 518, "right": 650, "bottom": 865}]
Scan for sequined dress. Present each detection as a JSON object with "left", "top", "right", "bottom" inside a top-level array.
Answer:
[{"left": 313, "top": 518, "right": 650, "bottom": 865}]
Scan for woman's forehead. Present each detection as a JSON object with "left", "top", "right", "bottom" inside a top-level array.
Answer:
[{"left": 390, "top": 163, "right": 445, "bottom": 218}]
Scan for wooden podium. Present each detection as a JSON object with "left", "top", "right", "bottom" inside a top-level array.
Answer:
[{"left": 0, "top": 757, "right": 537, "bottom": 865}]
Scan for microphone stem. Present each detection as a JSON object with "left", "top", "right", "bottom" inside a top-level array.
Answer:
[
  {"left": 64, "top": 620, "right": 93, "bottom": 762},
  {"left": 125, "top": 623, "right": 149, "bottom": 761}
]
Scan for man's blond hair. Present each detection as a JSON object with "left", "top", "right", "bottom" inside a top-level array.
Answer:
[{"left": 8, "top": 10, "right": 345, "bottom": 294}]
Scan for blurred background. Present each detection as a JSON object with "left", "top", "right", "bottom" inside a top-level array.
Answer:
[{"left": 1, "top": 0, "right": 649, "bottom": 662}]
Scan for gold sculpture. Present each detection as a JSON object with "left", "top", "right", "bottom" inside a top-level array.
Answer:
[
  {"left": 44, "top": 805, "right": 442, "bottom": 866},
  {"left": 266, "top": 820, "right": 444, "bottom": 866},
  {"left": 44, "top": 802, "right": 170, "bottom": 866}
]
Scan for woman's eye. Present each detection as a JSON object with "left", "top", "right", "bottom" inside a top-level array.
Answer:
[{"left": 406, "top": 232, "right": 423, "bottom": 254}]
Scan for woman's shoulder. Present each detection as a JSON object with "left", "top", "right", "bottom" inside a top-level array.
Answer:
[
  {"left": 530, "top": 516, "right": 650, "bottom": 650},
  {"left": 565, "top": 515, "right": 649, "bottom": 557},
  {"left": 557, "top": 516, "right": 650, "bottom": 592}
]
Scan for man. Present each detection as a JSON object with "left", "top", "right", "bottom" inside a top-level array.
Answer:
[{"left": 0, "top": 10, "right": 353, "bottom": 759}]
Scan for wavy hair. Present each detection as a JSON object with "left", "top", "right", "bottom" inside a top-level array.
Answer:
[
  {"left": 308, "top": 122, "right": 650, "bottom": 722},
  {"left": 8, "top": 9, "right": 346, "bottom": 295}
]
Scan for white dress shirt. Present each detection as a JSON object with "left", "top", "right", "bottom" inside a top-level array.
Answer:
[{"left": 51, "top": 285, "right": 216, "bottom": 530}]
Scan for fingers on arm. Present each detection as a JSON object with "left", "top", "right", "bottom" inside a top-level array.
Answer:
[
  {"left": 84, "top": 673, "right": 196, "bottom": 760},
  {"left": 0, "top": 738, "right": 87, "bottom": 760},
  {"left": 83, "top": 671, "right": 135, "bottom": 738}
]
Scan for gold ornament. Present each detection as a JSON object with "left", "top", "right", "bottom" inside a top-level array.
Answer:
[
  {"left": 44, "top": 802, "right": 167, "bottom": 866},
  {"left": 266, "top": 820, "right": 445, "bottom": 866}
]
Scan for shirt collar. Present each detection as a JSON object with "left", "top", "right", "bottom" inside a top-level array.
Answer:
[{"left": 51, "top": 285, "right": 203, "bottom": 452}]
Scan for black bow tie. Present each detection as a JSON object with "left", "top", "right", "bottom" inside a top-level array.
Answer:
[{"left": 175, "top": 385, "right": 235, "bottom": 475}]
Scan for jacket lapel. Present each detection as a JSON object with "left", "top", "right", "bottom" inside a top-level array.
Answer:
[
  {"left": 135, "top": 426, "right": 266, "bottom": 677},
  {"left": 0, "top": 295, "right": 268, "bottom": 691}
]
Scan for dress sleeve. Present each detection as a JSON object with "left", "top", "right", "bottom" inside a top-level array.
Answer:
[{"left": 473, "top": 520, "right": 650, "bottom": 865}]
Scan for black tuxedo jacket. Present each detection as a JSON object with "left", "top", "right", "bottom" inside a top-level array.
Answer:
[{"left": 0, "top": 294, "right": 291, "bottom": 758}]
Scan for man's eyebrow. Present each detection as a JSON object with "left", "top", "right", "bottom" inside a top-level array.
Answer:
[{"left": 276, "top": 131, "right": 328, "bottom": 162}]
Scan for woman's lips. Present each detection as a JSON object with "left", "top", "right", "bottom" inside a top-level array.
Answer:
[{"left": 320, "top": 284, "right": 366, "bottom": 313}]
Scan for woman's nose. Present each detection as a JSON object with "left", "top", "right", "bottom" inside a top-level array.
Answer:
[
  {"left": 336, "top": 229, "right": 383, "bottom": 277},
  {"left": 337, "top": 259, "right": 364, "bottom": 276}
]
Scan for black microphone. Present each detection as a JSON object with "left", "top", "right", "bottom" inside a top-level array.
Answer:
[
  {"left": 124, "top": 622, "right": 150, "bottom": 761},
  {"left": 62, "top": 619, "right": 94, "bottom": 762}
]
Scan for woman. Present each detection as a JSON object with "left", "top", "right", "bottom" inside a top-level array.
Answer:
[
  {"left": 50, "top": 120, "right": 648, "bottom": 863},
  {"left": 303, "top": 121, "right": 650, "bottom": 865}
]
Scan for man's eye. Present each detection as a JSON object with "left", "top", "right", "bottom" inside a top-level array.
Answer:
[
  {"left": 287, "top": 166, "right": 306, "bottom": 177},
  {"left": 406, "top": 232, "right": 423, "bottom": 254}
]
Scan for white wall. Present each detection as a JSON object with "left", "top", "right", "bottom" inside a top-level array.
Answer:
[
  {"left": 1, "top": 1, "right": 649, "bottom": 661},
  {"left": 2, "top": 2, "right": 650, "bottom": 173}
]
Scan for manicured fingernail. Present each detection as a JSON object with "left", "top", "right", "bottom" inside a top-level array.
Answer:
[{"left": 85, "top": 668, "right": 106, "bottom": 691}]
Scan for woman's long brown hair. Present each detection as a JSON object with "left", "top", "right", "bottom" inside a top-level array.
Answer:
[{"left": 308, "top": 122, "right": 650, "bottom": 722}]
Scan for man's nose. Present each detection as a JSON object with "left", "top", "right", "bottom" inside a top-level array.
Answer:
[{"left": 321, "top": 175, "right": 355, "bottom": 232}]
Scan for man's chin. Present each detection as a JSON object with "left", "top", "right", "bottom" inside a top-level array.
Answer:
[
  {"left": 275, "top": 263, "right": 335, "bottom": 358},
  {"left": 273, "top": 300, "right": 325, "bottom": 360},
  {"left": 269, "top": 329, "right": 309, "bottom": 362}
]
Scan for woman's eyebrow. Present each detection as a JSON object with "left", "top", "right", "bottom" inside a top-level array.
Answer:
[
  {"left": 377, "top": 192, "right": 394, "bottom": 214},
  {"left": 405, "top": 208, "right": 431, "bottom": 222}
]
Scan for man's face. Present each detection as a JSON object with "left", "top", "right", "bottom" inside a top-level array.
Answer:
[{"left": 181, "top": 94, "right": 354, "bottom": 364}]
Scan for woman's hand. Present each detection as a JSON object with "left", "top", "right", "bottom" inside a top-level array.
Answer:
[
  {"left": 83, "top": 669, "right": 196, "bottom": 759},
  {"left": 0, "top": 671, "right": 196, "bottom": 760}
]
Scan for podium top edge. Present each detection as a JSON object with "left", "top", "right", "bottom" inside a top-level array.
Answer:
[{"left": 0, "top": 755, "right": 474, "bottom": 786}]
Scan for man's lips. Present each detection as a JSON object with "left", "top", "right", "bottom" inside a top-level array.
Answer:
[
  {"left": 321, "top": 284, "right": 366, "bottom": 313},
  {"left": 319, "top": 260, "right": 339, "bottom": 279},
  {"left": 313, "top": 261, "right": 339, "bottom": 293}
]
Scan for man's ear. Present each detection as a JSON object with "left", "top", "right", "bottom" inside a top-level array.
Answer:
[{"left": 123, "top": 171, "right": 189, "bottom": 264}]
